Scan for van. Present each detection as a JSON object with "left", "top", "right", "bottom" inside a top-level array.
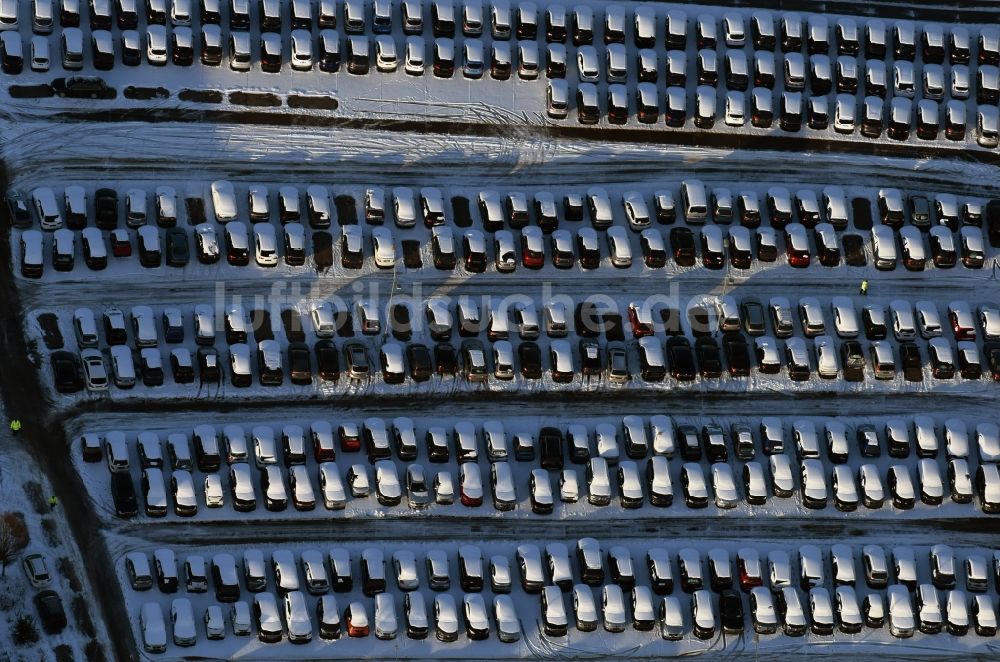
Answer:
[
  {"left": 871, "top": 225, "right": 897, "bottom": 270},
  {"left": 32, "top": 187, "right": 62, "bottom": 230},
  {"left": 361, "top": 548, "right": 386, "bottom": 596},
  {"left": 51, "top": 228, "right": 74, "bottom": 271},
  {"left": 60, "top": 27, "right": 82, "bottom": 69},
  {"left": 18, "top": 231, "right": 43, "bottom": 281},
  {"left": 32, "top": 0, "right": 53, "bottom": 32},
  {"left": 243, "top": 550, "right": 267, "bottom": 592},
  {"left": 212, "top": 553, "right": 241, "bottom": 602},
  {"left": 229, "top": 31, "right": 250, "bottom": 70},
  {"left": 319, "top": 28, "right": 340, "bottom": 71},
  {"left": 0, "top": 30, "right": 22, "bottom": 73},
  {"left": 124, "top": 551, "right": 153, "bottom": 591},
  {"left": 137, "top": 225, "right": 161, "bottom": 268},
  {"left": 140, "top": 603, "right": 166, "bottom": 653},
  {"left": 347, "top": 34, "right": 370, "bottom": 74},
  {"left": 210, "top": 180, "right": 237, "bottom": 223},
  {"left": 681, "top": 180, "right": 709, "bottom": 223}
]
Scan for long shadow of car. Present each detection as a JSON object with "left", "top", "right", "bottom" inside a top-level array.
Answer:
[{"left": 52, "top": 76, "right": 116, "bottom": 99}]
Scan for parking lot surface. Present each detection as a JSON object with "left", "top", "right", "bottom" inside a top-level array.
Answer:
[{"left": 3, "top": 1, "right": 1000, "bottom": 659}]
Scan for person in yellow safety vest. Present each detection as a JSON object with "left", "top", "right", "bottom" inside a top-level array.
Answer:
[
  {"left": 860, "top": 280, "right": 869, "bottom": 296},
  {"left": 48, "top": 495, "right": 58, "bottom": 511},
  {"left": 9, "top": 419, "right": 21, "bottom": 433}
]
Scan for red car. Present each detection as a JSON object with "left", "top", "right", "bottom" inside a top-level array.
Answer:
[
  {"left": 784, "top": 225, "right": 811, "bottom": 268},
  {"left": 345, "top": 603, "right": 369, "bottom": 638},
  {"left": 521, "top": 228, "right": 545, "bottom": 269},
  {"left": 312, "top": 428, "right": 336, "bottom": 462},
  {"left": 339, "top": 423, "right": 361, "bottom": 452},
  {"left": 110, "top": 229, "right": 132, "bottom": 257},
  {"left": 950, "top": 308, "right": 977, "bottom": 341},
  {"left": 628, "top": 303, "right": 654, "bottom": 338}
]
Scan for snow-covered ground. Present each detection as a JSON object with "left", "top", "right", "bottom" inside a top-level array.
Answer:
[
  {"left": 0, "top": 426, "right": 112, "bottom": 660},
  {"left": 4, "top": 3, "right": 1000, "bottom": 659}
]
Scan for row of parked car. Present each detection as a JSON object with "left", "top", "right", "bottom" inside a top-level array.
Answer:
[
  {"left": 550, "top": 81, "right": 1000, "bottom": 147},
  {"left": 48, "top": 292, "right": 1000, "bottom": 393},
  {"left": 15, "top": 0, "right": 1000, "bottom": 66},
  {"left": 60, "top": 296, "right": 1000, "bottom": 361},
  {"left": 19, "top": 212, "right": 992, "bottom": 277},
  {"left": 127, "top": 542, "right": 1000, "bottom": 601},
  {"left": 85, "top": 414, "right": 1000, "bottom": 471},
  {"left": 111, "top": 438, "right": 1000, "bottom": 516},
  {"left": 89, "top": 413, "right": 1000, "bottom": 518},
  {"left": 14, "top": 0, "right": 1000, "bottom": 81},
  {"left": 128, "top": 540, "right": 1000, "bottom": 651},
  {"left": 16, "top": 181, "right": 989, "bottom": 235}
]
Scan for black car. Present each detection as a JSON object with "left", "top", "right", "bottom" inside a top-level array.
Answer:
[
  {"left": 287, "top": 342, "right": 312, "bottom": 385},
  {"left": 434, "top": 342, "right": 457, "bottom": 376},
  {"left": 723, "top": 334, "right": 751, "bottom": 377},
  {"left": 95, "top": 188, "right": 118, "bottom": 229},
  {"left": 539, "top": 427, "right": 564, "bottom": 470},
  {"left": 170, "top": 350, "right": 194, "bottom": 383},
  {"left": 899, "top": 342, "right": 923, "bottom": 382},
  {"left": 165, "top": 227, "right": 190, "bottom": 267},
  {"left": 197, "top": 347, "right": 221, "bottom": 383},
  {"left": 677, "top": 424, "right": 702, "bottom": 461},
  {"left": 719, "top": 590, "right": 744, "bottom": 634},
  {"left": 841, "top": 340, "right": 866, "bottom": 381},
  {"left": 862, "top": 308, "right": 887, "bottom": 339},
  {"left": 33, "top": 591, "right": 67, "bottom": 634},
  {"left": 667, "top": 337, "right": 696, "bottom": 381},
  {"left": 111, "top": 472, "right": 138, "bottom": 517},
  {"left": 670, "top": 227, "right": 696, "bottom": 266},
  {"left": 518, "top": 341, "right": 543, "bottom": 379},
  {"left": 985, "top": 341, "right": 1000, "bottom": 380},
  {"left": 702, "top": 425, "right": 728, "bottom": 463},
  {"left": 958, "top": 344, "right": 982, "bottom": 379},
  {"left": 739, "top": 298, "right": 766, "bottom": 335},
  {"left": 640, "top": 233, "right": 667, "bottom": 268},
  {"left": 315, "top": 339, "right": 340, "bottom": 381},
  {"left": 407, "top": 343, "right": 433, "bottom": 382},
  {"left": 139, "top": 350, "right": 164, "bottom": 386},
  {"left": 579, "top": 340, "right": 601, "bottom": 376},
  {"left": 695, "top": 337, "right": 722, "bottom": 378},
  {"left": 51, "top": 351, "right": 84, "bottom": 393}
]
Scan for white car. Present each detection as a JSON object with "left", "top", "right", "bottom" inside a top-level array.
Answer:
[
  {"left": 253, "top": 223, "right": 278, "bottom": 267},
  {"left": 30, "top": 35, "right": 49, "bottom": 71},
  {"left": 81, "top": 349, "right": 110, "bottom": 391},
  {"left": 375, "top": 34, "right": 397, "bottom": 72},
  {"left": 725, "top": 91, "right": 745, "bottom": 126},
  {"left": 577, "top": 45, "right": 598, "bottom": 81},
  {"left": 22, "top": 554, "right": 51, "bottom": 588},
  {"left": 204, "top": 474, "right": 224, "bottom": 507},
  {"left": 371, "top": 227, "right": 396, "bottom": 268},
  {"left": 405, "top": 36, "right": 424, "bottom": 74},
  {"left": 146, "top": 24, "right": 167, "bottom": 65},
  {"left": 290, "top": 29, "right": 312, "bottom": 70}
]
